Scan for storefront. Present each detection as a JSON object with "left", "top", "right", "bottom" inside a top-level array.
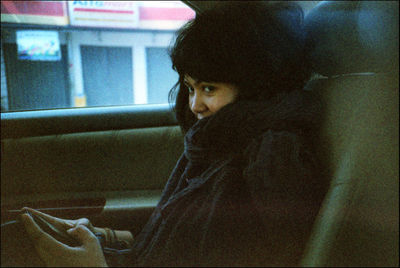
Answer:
[{"left": 1, "top": 1, "right": 195, "bottom": 111}]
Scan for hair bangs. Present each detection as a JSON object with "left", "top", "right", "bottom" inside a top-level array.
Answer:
[{"left": 170, "top": 17, "right": 237, "bottom": 84}]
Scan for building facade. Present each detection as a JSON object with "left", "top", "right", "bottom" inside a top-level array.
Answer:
[{"left": 1, "top": 1, "right": 195, "bottom": 111}]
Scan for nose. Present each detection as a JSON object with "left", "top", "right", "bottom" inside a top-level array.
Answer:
[{"left": 190, "top": 91, "right": 206, "bottom": 114}]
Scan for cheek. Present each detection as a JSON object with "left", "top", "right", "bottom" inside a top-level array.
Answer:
[
  {"left": 188, "top": 95, "right": 192, "bottom": 107},
  {"left": 188, "top": 95, "right": 196, "bottom": 110},
  {"left": 208, "top": 97, "right": 233, "bottom": 113}
]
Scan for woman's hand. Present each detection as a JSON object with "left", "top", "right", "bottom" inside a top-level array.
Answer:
[
  {"left": 21, "top": 207, "right": 133, "bottom": 250},
  {"left": 22, "top": 207, "right": 98, "bottom": 235},
  {"left": 21, "top": 211, "right": 108, "bottom": 267}
]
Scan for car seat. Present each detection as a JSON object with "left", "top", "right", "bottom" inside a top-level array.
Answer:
[{"left": 300, "top": 1, "right": 399, "bottom": 266}]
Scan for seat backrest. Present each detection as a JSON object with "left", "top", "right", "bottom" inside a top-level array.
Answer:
[{"left": 300, "top": 1, "right": 399, "bottom": 266}]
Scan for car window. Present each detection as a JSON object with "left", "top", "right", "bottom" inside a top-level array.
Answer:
[{"left": 0, "top": 1, "right": 195, "bottom": 112}]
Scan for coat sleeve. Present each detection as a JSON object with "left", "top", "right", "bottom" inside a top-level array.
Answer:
[{"left": 242, "top": 129, "right": 327, "bottom": 265}]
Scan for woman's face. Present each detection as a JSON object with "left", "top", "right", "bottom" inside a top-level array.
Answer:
[{"left": 184, "top": 75, "right": 239, "bottom": 120}]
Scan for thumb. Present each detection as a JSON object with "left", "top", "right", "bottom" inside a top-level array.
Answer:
[{"left": 67, "top": 225, "right": 98, "bottom": 247}]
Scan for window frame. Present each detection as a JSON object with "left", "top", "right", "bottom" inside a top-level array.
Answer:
[{"left": 1, "top": 103, "right": 177, "bottom": 139}]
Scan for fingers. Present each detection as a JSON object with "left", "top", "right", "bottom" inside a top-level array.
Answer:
[
  {"left": 67, "top": 225, "right": 99, "bottom": 248},
  {"left": 20, "top": 207, "right": 95, "bottom": 241},
  {"left": 21, "top": 213, "right": 86, "bottom": 267},
  {"left": 22, "top": 207, "right": 54, "bottom": 221},
  {"left": 74, "top": 218, "right": 91, "bottom": 228},
  {"left": 20, "top": 213, "right": 65, "bottom": 252},
  {"left": 67, "top": 226, "right": 108, "bottom": 267},
  {"left": 21, "top": 207, "right": 75, "bottom": 229}
]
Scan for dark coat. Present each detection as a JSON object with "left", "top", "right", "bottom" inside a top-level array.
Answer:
[{"left": 127, "top": 90, "right": 327, "bottom": 266}]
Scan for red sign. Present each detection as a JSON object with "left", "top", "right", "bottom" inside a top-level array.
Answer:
[
  {"left": 68, "top": 1, "right": 139, "bottom": 28},
  {"left": 139, "top": 6, "right": 195, "bottom": 20},
  {"left": 1, "top": 1, "right": 68, "bottom": 25},
  {"left": 137, "top": 2, "right": 195, "bottom": 30},
  {"left": 1, "top": 1, "right": 195, "bottom": 29}
]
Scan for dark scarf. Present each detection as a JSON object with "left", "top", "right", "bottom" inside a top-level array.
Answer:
[
  {"left": 184, "top": 89, "right": 321, "bottom": 165},
  {"left": 130, "top": 90, "right": 323, "bottom": 267}
]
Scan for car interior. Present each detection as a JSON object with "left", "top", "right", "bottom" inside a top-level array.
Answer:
[{"left": 1, "top": 1, "right": 398, "bottom": 266}]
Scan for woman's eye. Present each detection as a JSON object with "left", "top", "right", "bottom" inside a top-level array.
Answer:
[
  {"left": 187, "top": 85, "right": 194, "bottom": 93},
  {"left": 203, "top": 86, "right": 215, "bottom": 93}
]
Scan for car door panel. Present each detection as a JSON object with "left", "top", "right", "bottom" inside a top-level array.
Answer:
[{"left": 1, "top": 104, "right": 184, "bottom": 232}]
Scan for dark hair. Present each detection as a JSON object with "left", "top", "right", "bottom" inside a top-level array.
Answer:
[{"left": 169, "top": 1, "right": 311, "bottom": 133}]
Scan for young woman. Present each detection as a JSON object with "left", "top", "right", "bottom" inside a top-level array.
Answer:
[{"left": 19, "top": 2, "right": 327, "bottom": 266}]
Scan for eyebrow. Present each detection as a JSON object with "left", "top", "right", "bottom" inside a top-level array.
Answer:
[
  {"left": 184, "top": 78, "right": 208, "bottom": 87},
  {"left": 184, "top": 80, "right": 197, "bottom": 87}
]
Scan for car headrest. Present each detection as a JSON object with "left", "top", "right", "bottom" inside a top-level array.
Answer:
[{"left": 304, "top": 1, "right": 399, "bottom": 77}]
